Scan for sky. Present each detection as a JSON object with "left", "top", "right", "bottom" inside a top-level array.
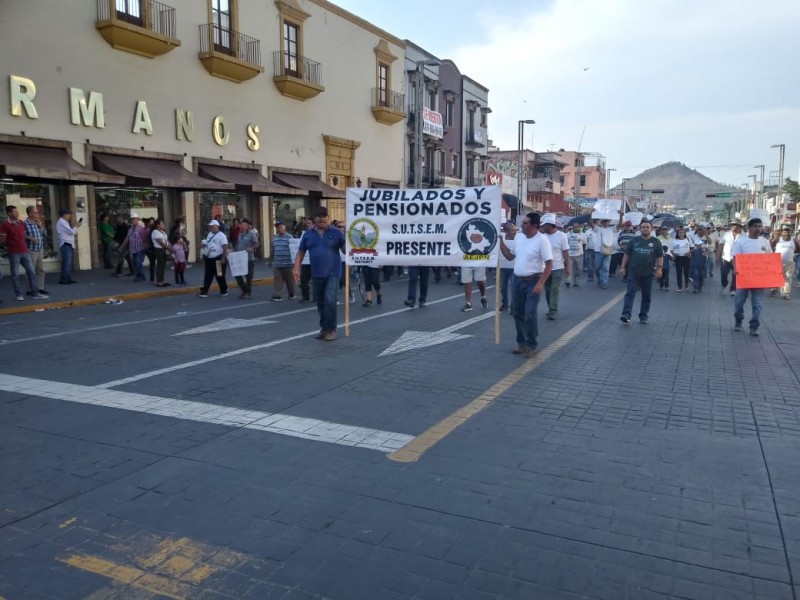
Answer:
[{"left": 334, "top": 0, "right": 799, "bottom": 191}]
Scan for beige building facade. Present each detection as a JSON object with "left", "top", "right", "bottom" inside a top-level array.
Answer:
[{"left": 0, "top": 0, "right": 406, "bottom": 270}]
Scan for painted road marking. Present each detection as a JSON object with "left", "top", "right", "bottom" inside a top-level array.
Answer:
[
  {"left": 380, "top": 311, "right": 495, "bottom": 356},
  {"left": 0, "top": 373, "right": 413, "bottom": 452},
  {"left": 97, "top": 290, "right": 473, "bottom": 389},
  {"left": 174, "top": 316, "right": 276, "bottom": 336},
  {"left": 387, "top": 292, "right": 624, "bottom": 463}
]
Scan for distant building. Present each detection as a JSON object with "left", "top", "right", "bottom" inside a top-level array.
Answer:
[{"left": 557, "top": 150, "right": 607, "bottom": 211}]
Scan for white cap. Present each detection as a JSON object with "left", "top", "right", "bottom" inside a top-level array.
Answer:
[
  {"left": 130, "top": 212, "right": 140, "bottom": 219},
  {"left": 541, "top": 213, "right": 557, "bottom": 226},
  {"left": 209, "top": 219, "right": 220, "bottom": 227}
]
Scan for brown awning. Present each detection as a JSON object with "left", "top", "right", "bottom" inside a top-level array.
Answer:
[
  {"left": 273, "top": 172, "right": 345, "bottom": 199},
  {"left": 0, "top": 143, "right": 124, "bottom": 184},
  {"left": 94, "top": 153, "right": 234, "bottom": 191},
  {"left": 198, "top": 164, "right": 303, "bottom": 196}
]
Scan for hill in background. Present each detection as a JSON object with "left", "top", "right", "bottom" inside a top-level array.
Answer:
[{"left": 609, "top": 162, "right": 741, "bottom": 212}]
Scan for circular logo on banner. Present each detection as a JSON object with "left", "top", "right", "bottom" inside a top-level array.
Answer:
[
  {"left": 348, "top": 218, "right": 379, "bottom": 263},
  {"left": 457, "top": 218, "right": 498, "bottom": 260}
]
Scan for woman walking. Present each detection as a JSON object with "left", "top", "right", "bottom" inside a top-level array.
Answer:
[
  {"left": 150, "top": 218, "right": 171, "bottom": 287},
  {"left": 361, "top": 265, "right": 382, "bottom": 307},
  {"left": 671, "top": 228, "right": 691, "bottom": 291}
]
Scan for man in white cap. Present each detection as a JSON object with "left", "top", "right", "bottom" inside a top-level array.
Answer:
[
  {"left": 119, "top": 212, "right": 146, "bottom": 282},
  {"left": 771, "top": 224, "right": 799, "bottom": 300},
  {"left": 540, "top": 213, "right": 569, "bottom": 320},
  {"left": 196, "top": 219, "right": 229, "bottom": 298}
]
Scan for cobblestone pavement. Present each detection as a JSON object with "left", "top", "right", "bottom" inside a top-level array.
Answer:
[{"left": 1, "top": 273, "right": 800, "bottom": 599}]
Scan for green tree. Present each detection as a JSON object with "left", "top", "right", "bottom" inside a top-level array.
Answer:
[{"left": 784, "top": 177, "right": 800, "bottom": 202}]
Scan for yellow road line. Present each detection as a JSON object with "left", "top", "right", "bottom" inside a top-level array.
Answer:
[
  {"left": 58, "top": 517, "right": 77, "bottom": 529},
  {"left": 387, "top": 292, "right": 624, "bottom": 463}
]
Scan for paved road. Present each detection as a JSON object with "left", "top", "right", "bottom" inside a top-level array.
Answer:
[{"left": 2, "top": 273, "right": 800, "bottom": 599}]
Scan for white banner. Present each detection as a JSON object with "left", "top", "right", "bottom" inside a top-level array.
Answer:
[
  {"left": 422, "top": 107, "right": 444, "bottom": 139},
  {"left": 623, "top": 211, "right": 644, "bottom": 226},
  {"left": 227, "top": 251, "right": 249, "bottom": 277},
  {"left": 592, "top": 199, "right": 622, "bottom": 220},
  {"left": 345, "top": 186, "right": 501, "bottom": 267}
]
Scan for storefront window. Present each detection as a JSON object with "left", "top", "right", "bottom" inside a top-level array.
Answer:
[
  {"left": 0, "top": 182, "right": 57, "bottom": 261},
  {"left": 198, "top": 191, "right": 246, "bottom": 236},
  {"left": 95, "top": 187, "right": 165, "bottom": 223},
  {"left": 274, "top": 196, "right": 309, "bottom": 237}
]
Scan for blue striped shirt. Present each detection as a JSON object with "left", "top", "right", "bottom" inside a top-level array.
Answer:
[
  {"left": 25, "top": 218, "right": 45, "bottom": 251},
  {"left": 271, "top": 232, "right": 294, "bottom": 267}
]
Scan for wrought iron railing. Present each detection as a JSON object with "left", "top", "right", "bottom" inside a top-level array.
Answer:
[
  {"left": 372, "top": 88, "right": 404, "bottom": 112},
  {"left": 272, "top": 51, "right": 322, "bottom": 85},
  {"left": 466, "top": 129, "right": 486, "bottom": 146},
  {"left": 97, "top": 0, "right": 177, "bottom": 38},
  {"left": 465, "top": 176, "right": 486, "bottom": 187},
  {"left": 199, "top": 23, "right": 261, "bottom": 66}
]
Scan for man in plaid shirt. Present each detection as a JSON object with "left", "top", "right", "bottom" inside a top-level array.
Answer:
[
  {"left": 119, "top": 213, "right": 146, "bottom": 281},
  {"left": 24, "top": 206, "right": 48, "bottom": 296}
]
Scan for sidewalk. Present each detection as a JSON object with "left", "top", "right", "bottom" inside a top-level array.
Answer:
[{"left": 0, "top": 262, "right": 275, "bottom": 316}]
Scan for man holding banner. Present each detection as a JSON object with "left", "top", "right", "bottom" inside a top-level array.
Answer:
[
  {"left": 732, "top": 217, "right": 774, "bottom": 337},
  {"left": 499, "top": 212, "right": 552, "bottom": 357}
]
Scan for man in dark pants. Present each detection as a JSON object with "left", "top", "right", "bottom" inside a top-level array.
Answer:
[
  {"left": 404, "top": 266, "right": 430, "bottom": 308},
  {"left": 619, "top": 220, "right": 664, "bottom": 325},
  {"left": 298, "top": 217, "right": 314, "bottom": 302},
  {"left": 293, "top": 207, "right": 345, "bottom": 341}
]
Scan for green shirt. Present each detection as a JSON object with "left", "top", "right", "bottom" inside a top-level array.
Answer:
[
  {"left": 625, "top": 235, "right": 664, "bottom": 277},
  {"left": 100, "top": 221, "right": 115, "bottom": 244}
]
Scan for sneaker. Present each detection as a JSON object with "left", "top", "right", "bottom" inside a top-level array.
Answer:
[
  {"left": 39, "top": 289, "right": 49, "bottom": 295},
  {"left": 730, "top": 291, "right": 736, "bottom": 296},
  {"left": 639, "top": 317, "right": 648, "bottom": 324},
  {"left": 480, "top": 296, "right": 488, "bottom": 309},
  {"left": 270, "top": 296, "right": 282, "bottom": 302},
  {"left": 33, "top": 293, "right": 49, "bottom": 299},
  {"left": 547, "top": 313, "right": 556, "bottom": 320},
  {"left": 220, "top": 292, "right": 228, "bottom": 297},
  {"left": 362, "top": 300, "right": 372, "bottom": 307},
  {"left": 770, "top": 290, "right": 777, "bottom": 297},
  {"left": 574, "top": 283, "right": 580, "bottom": 288},
  {"left": 600, "top": 284, "right": 608, "bottom": 289},
  {"left": 524, "top": 348, "right": 538, "bottom": 358},
  {"left": 349, "top": 292, "right": 356, "bottom": 304},
  {"left": 512, "top": 346, "right": 526, "bottom": 355},
  {"left": 677, "top": 288, "right": 683, "bottom": 292},
  {"left": 750, "top": 328, "right": 759, "bottom": 337},
  {"left": 734, "top": 321, "right": 743, "bottom": 332},
  {"left": 15, "top": 295, "right": 24, "bottom": 301},
  {"left": 196, "top": 292, "right": 208, "bottom": 298},
  {"left": 315, "top": 329, "right": 327, "bottom": 340},
  {"left": 620, "top": 315, "right": 630, "bottom": 324},
  {"left": 461, "top": 303, "right": 473, "bottom": 312},
  {"left": 377, "top": 294, "right": 382, "bottom": 305},
  {"left": 403, "top": 299, "right": 415, "bottom": 308},
  {"left": 324, "top": 330, "right": 337, "bottom": 341},
  {"left": 499, "top": 304, "right": 508, "bottom": 312},
  {"left": 565, "top": 282, "right": 571, "bottom": 288},
  {"left": 418, "top": 299, "right": 426, "bottom": 307},
  {"left": 288, "top": 295, "right": 296, "bottom": 300}
]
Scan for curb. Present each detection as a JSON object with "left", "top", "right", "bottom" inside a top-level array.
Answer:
[{"left": 0, "top": 277, "right": 274, "bottom": 316}]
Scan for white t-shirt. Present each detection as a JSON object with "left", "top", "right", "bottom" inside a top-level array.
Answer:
[
  {"left": 594, "top": 225, "right": 617, "bottom": 253},
  {"left": 775, "top": 238, "right": 797, "bottom": 265},
  {"left": 545, "top": 230, "right": 569, "bottom": 270},
  {"left": 513, "top": 232, "right": 553, "bottom": 276},
  {"left": 720, "top": 231, "right": 740, "bottom": 261},
  {"left": 732, "top": 236, "right": 772, "bottom": 257},
  {"left": 670, "top": 238, "right": 691, "bottom": 257},
  {"left": 584, "top": 229, "right": 595, "bottom": 249},
  {"left": 566, "top": 231, "right": 585, "bottom": 257},
  {"left": 151, "top": 229, "right": 168, "bottom": 250},
  {"left": 499, "top": 237, "right": 515, "bottom": 269},
  {"left": 657, "top": 235, "right": 673, "bottom": 255},
  {"left": 203, "top": 231, "right": 228, "bottom": 259}
]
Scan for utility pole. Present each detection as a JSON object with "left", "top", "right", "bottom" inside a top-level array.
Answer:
[
  {"left": 753, "top": 164, "right": 765, "bottom": 209},
  {"left": 413, "top": 59, "right": 439, "bottom": 188},
  {"left": 517, "top": 119, "right": 534, "bottom": 218},
  {"left": 771, "top": 144, "right": 785, "bottom": 222},
  {"left": 605, "top": 167, "right": 616, "bottom": 198}
]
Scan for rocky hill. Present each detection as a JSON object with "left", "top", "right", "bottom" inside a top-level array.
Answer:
[{"left": 609, "top": 162, "right": 741, "bottom": 211}]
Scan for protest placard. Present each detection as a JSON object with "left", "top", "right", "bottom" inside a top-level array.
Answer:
[
  {"left": 345, "top": 186, "right": 501, "bottom": 267},
  {"left": 592, "top": 199, "right": 622, "bottom": 220},
  {"left": 735, "top": 253, "right": 784, "bottom": 289},
  {"left": 227, "top": 250, "right": 249, "bottom": 277}
]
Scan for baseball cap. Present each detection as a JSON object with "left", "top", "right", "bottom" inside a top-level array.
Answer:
[
  {"left": 623, "top": 220, "right": 633, "bottom": 227},
  {"left": 241, "top": 218, "right": 251, "bottom": 225},
  {"left": 541, "top": 213, "right": 557, "bottom": 226},
  {"left": 274, "top": 220, "right": 284, "bottom": 226},
  {"left": 781, "top": 224, "right": 792, "bottom": 230},
  {"left": 59, "top": 207, "right": 71, "bottom": 216},
  {"left": 130, "top": 212, "right": 140, "bottom": 219},
  {"left": 209, "top": 219, "right": 220, "bottom": 227},
  {"left": 747, "top": 217, "right": 762, "bottom": 227}
]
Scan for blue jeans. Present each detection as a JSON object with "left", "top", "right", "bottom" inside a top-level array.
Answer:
[
  {"left": 407, "top": 266, "right": 430, "bottom": 302},
  {"left": 595, "top": 252, "right": 611, "bottom": 286},
  {"left": 133, "top": 251, "right": 146, "bottom": 279},
  {"left": 622, "top": 273, "right": 654, "bottom": 320},
  {"left": 659, "top": 255, "right": 671, "bottom": 289},
  {"left": 690, "top": 265, "right": 705, "bottom": 291},
  {"left": 795, "top": 255, "right": 800, "bottom": 282},
  {"left": 734, "top": 288, "right": 764, "bottom": 330},
  {"left": 312, "top": 276, "right": 339, "bottom": 331},
  {"left": 707, "top": 256, "right": 714, "bottom": 277},
  {"left": 585, "top": 250, "right": 595, "bottom": 281},
  {"left": 512, "top": 274, "right": 542, "bottom": 350},
  {"left": 8, "top": 252, "right": 37, "bottom": 296},
  {"left": 59, "top": 243, "right": 74, "bottom": 282},
  {"left": 500, "top": 268, "right": 514, "bottom": 308}
]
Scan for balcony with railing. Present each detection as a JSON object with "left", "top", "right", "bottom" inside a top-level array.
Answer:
[
  {"left": 198, "top": 23, "right": 263, "bottom": 83},
  {"left": 95, "top": 0, "right": 180, "bottom": 58},
  {"left": 272, "top": 51, "right": 324, "bottom": 100},
  {"left": 465, "top": 128, "right": 486, "bottom": 147},
  {"left": 371, "top": 88, "right": 406, "bottom": 125}
]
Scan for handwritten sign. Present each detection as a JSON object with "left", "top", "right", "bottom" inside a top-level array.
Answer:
[
  {"left": 227, "top": 251, "right": 249, "bottom": 277},
  {"left": 735, "top": 253, "right": 784, "bottom": 289}
]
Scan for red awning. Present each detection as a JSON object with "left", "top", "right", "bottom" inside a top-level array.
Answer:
[
  {"left": 0, "top": 143, "right": 123, "bottom": 184},
  {"left": 94, "top": 153, "right": 234, "bottom": 191}
]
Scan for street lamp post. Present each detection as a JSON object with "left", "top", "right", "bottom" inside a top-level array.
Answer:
[
  {"left": 517, "top": 119, "right": 535, "bottom": 218},
  {"left": 748, "top": 174, "right": 757, "bottom": 208},
  {"left": 621, "top": 177, "right": 630, "bottom": 218},
  {"left": 771, "top": 144, "right": 785, "bottom": 221},
  {"left": 605, "top": 167, "right": 616, "bottom": 198},
  {"left": 753, "top": 164, "right": 765, "bottom": 209},
  {"left": 413, "top": 59, "right": 439, "bottom": 189}
]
